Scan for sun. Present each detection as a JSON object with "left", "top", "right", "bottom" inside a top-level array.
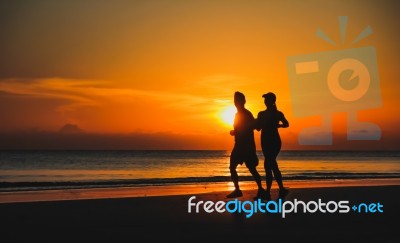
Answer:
[{"left": 220, "top": 106, "right": 236, "bottom": 127}]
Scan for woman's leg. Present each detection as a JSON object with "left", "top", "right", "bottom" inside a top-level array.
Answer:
[
  {"left": 265, "top": 145, "right": 285, "bottom": 188},
  {"left": 270, "top": 145, "right": 285, "bottom": 189},
  {"left": 271, "top": 158, "right": 284, "bottom": 190},
  {"left": 263, "top": 154, "right": 273, "bottom": 195},
  {"left": 271, "top": 146, "right": 289, "bottom": 198}
]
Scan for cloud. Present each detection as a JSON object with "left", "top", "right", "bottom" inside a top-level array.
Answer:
[
  {"left": 0, "top": 75, "right": 290, "bottom": 135},
  {"left": 59, "top": 124, "right": 84, "bottom": 134},
  {"left": 0, "top": 130, "right": 232, "bottom": 150},
  {"left": 0, "top": 129, "right": 398, "bottom": 150},
  {"left": 0, "top": 77, "right": 214, "bottom": 111},
  {"left": 0, "top": 77, "right": 235, "bottom": 133}
]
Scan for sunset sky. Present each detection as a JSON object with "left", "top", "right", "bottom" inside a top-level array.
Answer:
[{"left": 0, "top": 0, "right": 399, "bottom": 150}]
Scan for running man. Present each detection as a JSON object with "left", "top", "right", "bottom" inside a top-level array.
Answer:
[{"left": 227, "top": 91, "right": 265, "bottom": 199}]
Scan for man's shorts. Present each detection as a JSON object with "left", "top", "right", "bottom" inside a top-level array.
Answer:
[{"left": 230, "top": 146, "right": 259, "bottom": 168}]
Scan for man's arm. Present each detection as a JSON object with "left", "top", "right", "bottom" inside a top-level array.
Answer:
[
  {"left": 230, "top": 113, "right": 238, "bottom": 136},
  {"left": 254, "top": 112, "right": 262, "bottom": 131}
]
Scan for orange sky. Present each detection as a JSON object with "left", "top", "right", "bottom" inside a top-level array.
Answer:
[{"left": 0, "top": 0, "right": 399, "bottom": 150}]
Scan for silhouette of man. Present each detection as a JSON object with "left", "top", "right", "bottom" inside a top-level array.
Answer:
[
  {"left": 227, "top": 91, "right": 265, "bottom": 199},
  {"left": 256, "top": 92, "right": 289, "bottom": 201}
]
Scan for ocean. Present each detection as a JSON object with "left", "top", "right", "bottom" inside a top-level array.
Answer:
[{"left": 0, "top": 150, "right": 399, "bottom": 191}]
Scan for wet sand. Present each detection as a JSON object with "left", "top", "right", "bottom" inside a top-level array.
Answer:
[
  {"left": 1, "top": 178, "right": 399, "bottom": 203},
  {"left": 1, "top": 179, "right": 399, "bottom": 242}
]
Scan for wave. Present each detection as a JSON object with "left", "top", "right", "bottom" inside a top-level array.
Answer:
[{"left": 1, "top": 172, "right": 400, "bottom": 192}]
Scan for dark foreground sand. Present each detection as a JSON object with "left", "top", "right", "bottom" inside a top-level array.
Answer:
[{"left": 1, "top": 185, "right": 399, "bottom": 243}]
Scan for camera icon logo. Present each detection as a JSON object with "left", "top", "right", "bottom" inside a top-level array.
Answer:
[{"left": 287, "top": 17, "right": 382, "bottom": 145}]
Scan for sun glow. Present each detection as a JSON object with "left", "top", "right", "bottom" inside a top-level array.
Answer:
[{"left": 220, "top": 106, "right": 236, "bottom": 127}]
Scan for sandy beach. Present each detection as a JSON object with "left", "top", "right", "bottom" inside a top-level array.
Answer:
[{"left": 1, "top": 179, "right": 399, "bottom": 242}]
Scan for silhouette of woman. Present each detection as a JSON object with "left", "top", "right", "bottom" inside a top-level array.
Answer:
[{"left": 256, "top": 92, "right": 289, "bottom": 200}]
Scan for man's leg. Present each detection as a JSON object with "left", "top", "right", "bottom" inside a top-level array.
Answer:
[
  {"left": 226, "top": 158, "right": 243, "bottom": 198},
  {"left": 247, "top": 166, "right": 263, "bottom": 190},
  {"left": 229, "top": 163, "right": 240, "bottom": 191},
  {"left": 248, "top": 165, "right": 266, "bottom": 200}
]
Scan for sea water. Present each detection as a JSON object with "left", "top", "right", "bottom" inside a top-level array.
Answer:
[{"left": 0, "top": 150, "right": 399, "bottom": 191}]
